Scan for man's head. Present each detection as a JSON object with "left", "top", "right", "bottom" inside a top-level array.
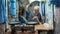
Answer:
[{"left": 34, "top": 6, "right": 40, "bottom": 13}]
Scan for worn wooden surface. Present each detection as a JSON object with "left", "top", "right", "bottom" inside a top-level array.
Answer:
[
  {"left": 6, "top": 30, "right": 36, "bottom": 34},
  {"left": 5, "top": 28, "right": 36, "bottom": 34},
  {"left": 0, "top": 24, "right": 5, "bottom": 34},
  {"left": 35, "top": 24, "right": 53, "bottom": 31},
  {"left": 5, "top": 24, "right": 53, "bottom": 34}
]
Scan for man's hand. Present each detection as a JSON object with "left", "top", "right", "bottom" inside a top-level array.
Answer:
[
  {"left": 39, "top": 22, "right": 42, "bottom": 24},
  {"left": 32, "top": 16, "right": 38, "bottom": 20}
]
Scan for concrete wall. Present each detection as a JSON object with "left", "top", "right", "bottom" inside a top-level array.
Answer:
[{"left": 55, "top": 7, "right": 60, "bottom": 34}]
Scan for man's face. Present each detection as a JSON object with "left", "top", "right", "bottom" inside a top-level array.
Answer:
[{"left": 34, "top": 7, "right": 39, "bottom": 13}]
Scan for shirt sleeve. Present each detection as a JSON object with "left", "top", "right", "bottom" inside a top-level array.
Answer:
[{"left": 37, "top": 13, "right": 43, "bottom": 22}]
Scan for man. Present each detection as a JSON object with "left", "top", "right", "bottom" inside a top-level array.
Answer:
[
  {"left": 18, "top": 5, "right": 27, "bottom": 24},
  {"left": 28, "top": 6, "right": 43, "bottom": 24}
]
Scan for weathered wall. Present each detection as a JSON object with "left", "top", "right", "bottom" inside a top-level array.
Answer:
[{"left": 55, "top": 7, "right": 60, "bottom": 34}]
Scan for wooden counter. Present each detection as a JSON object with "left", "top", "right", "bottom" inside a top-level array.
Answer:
[
  {"left": 35, "top": 24, "right": 53, "bottom": 31},
  {"left": 35, "top": 24, "right": 54, "bottom": 34}
]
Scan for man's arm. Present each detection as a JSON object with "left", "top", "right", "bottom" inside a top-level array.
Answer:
[{"left": 38, "top": 13, "right": 43, "bottom": 23}]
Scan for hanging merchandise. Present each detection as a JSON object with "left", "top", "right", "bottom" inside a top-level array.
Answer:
[
  {"left": 2, "top": 0, "right": 7, "bottom": 23},
  {"left": 50, "top": 0, "right": 55, "bottom": 4},
  {"left": 50, "top": 0, "right": 60, "bottom": 7},
  {"left": 45, "top": 0, "right": 54, "bottom": 28},
  {"left": 55, "top": 0, "right": 60, "bottom": 7},
  {"left": 39, "top": 0, "right": 46, "bottom": 17},
  {"left": 0, "top": 0, "right": 4, "bottom": 23},
  {"left": 41, "top": 2, "right": 45, "bottom": 16},
  {"left": 10, "top": 0, "right": 16, "bottom": 16},
  {"left": 0, "top": 0, "right": 6, "bottom": 23}
]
